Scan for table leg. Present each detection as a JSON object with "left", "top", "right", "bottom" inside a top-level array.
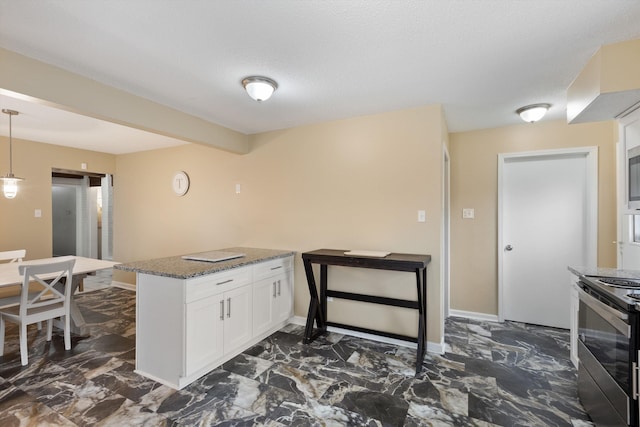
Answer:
[
  {"left": 422, "top": 267, "right": 428, "bottom": 346},
  {"left": 415, "top": 268, "right": 425, "bottom": 373},
  {"left": 320, "top": 264, "right": 328, "bottom": 326},
  {"left": 303, "top": 259, "right": 326, "bottom": 344},
  {"left": 53, "top": 274, "right": 90, "bottom": 337},
  {"left": 304, "top": 298, "right": 319, "bottom": 344}
]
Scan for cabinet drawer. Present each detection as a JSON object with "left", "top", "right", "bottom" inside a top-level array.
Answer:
[
  {"left": 185, "top": 266, "right": 251, "bottom": 303},
  {"left": 253, "top": 256, "right": 293, "bottom": 281}
]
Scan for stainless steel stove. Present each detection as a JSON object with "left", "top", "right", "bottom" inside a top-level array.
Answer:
[
  {"left": 583, "top": 275, "right": 640, "bottom": 311},
  {"left": 578, "top": 274, "right": 640, "bottom": 426}
]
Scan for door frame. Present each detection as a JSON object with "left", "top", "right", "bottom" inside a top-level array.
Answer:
[
  {"left": 497, "top": 146, "right": 598, "bottom": 322},
  {"left": 442, "top": 144, "right": 451, "bottom": 322}
]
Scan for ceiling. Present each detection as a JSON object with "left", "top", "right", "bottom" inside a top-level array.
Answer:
[{"left": 1, "top": 0, "right": 640, "bottom": 155}]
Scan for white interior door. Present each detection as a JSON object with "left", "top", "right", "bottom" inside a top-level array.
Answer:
[{"left": 499, "top": 148, "right": 597, "bottom": 329}]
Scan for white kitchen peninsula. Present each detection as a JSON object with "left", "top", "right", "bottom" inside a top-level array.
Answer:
[{"left": 116, "top": 247, "right": 294, "bottom": 389}]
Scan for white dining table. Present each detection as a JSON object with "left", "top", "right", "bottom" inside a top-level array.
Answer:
[{"left": 0, "top": 256, "right": 119, "bottom": 336}]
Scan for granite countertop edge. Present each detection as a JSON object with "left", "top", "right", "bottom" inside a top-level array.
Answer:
[
  {"left": 568, "top": 265, "right": 640, "bottom": 280},
  {"left": 115, "top": 247, "right": 295, "bottom": 279}
]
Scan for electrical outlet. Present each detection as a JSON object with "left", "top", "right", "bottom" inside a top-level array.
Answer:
[
  {"left": 462, "top": 208, "right": 475, "bottom": 219},
  {"left": 34, "top": 209, "right": 42, "bottom": 218}
]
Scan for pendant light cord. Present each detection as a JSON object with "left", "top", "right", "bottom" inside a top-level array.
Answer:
[
  {"left": 8, "top": 111, "right": 13, "bottom": 175},
  {"left": 2, "top": 108, "right": 19, "bottom": 178}
]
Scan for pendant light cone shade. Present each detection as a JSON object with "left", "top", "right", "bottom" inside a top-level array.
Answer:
[
  {"left": 242, "top": 76, "right": 278, "bottom": 102},
  {"left": 1, "top": 109, "right": 24, "bottom": 199},
  {"left": 516, "top": 104, "right": 551, "bottom": 123}
]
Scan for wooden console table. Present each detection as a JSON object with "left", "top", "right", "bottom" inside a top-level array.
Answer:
[{"left": 301, "top": 249, "right": 431, "bottom": 373}]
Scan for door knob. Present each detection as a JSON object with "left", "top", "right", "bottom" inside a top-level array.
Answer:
[{"left": 505, "top": 245, "right": 513, "bottom": 251}]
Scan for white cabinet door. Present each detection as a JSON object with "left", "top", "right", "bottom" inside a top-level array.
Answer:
[
  {"left": 185, "top": 294, "right": 225, "bottom": 376},
  {"left": 253, "top": 278, "right": 276, "bottom": 336},
  {"left": 223, "top": 284, "right": 253, "bottom": 354},
  {"left": 253, "top": 270, "right": 293, "bottom": 336},
  {"left": 273, "top": 272, "right": 293, "bottom": 324}
]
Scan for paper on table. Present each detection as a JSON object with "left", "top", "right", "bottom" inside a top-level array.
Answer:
[
  {"left": 182, "top": 251, "right": 245, "bottom": 263},
  {"left": 343, "top": 250, "right": 391, "bottom": 258}
]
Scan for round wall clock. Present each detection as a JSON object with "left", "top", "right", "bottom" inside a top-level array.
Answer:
[{"left": 172, "top": 171, "right": 190, "bottom": 196}]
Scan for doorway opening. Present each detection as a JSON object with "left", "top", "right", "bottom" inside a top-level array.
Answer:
[{"left": 51, "top": 168, "right": 113, "bottom": 260}]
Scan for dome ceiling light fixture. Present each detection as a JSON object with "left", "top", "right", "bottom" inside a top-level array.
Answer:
[
  {"left": 242, "top": 76, "right": 278, "bottom": 102},
  {"left": 1, "top": 109, "right": 24, "bottom": 199},
  {"left": 516, "top": 103, "right": 551, "bottom": 123}
]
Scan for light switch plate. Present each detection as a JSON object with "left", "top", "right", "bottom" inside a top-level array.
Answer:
[
  {"left": 418, "top": 210, "right": 426, "bottom": 222},
  {"left": 34, "top": 209, "right": 42, "bottom": 218},
  {"left": 462, "top": 208, "right": 475, "bottom": 219}
]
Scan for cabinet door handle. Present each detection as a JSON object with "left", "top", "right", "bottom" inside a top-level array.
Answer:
[
  {"left": 217, "top": 279, "right": 233, "bottom": 286},
  {"left": 270, "top": 266, "right": 282, "bottom": 270},
  {"left": 220, "top": 300, "right": 224, "bottom": 321},
  {"left": 277, "top": 280, "right": 281, "bottom": 296},
  {"left": 273, "top": 282, "right": 277, "bottom": 298},
  {"left": 227, "top": 297, "right": 231, "bottom": 318}
]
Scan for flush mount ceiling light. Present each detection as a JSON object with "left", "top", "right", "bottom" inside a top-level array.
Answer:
[
  {"left": 1, "top": 109, "right": 24, "bottom": 199},
  {"left": 242, "top": 76, "right": 278, "bottom": 102},
  {"left": 516, "top": 103, "right": 551, "bottom": 123}
]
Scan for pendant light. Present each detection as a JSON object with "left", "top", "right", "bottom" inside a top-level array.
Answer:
[{"left": 1, "top": 109, "right": 24, "bottom": 199}]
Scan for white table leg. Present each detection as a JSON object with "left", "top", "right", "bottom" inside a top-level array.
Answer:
[{"left": 53, "top": 274, "right": 90, "bottom": 336}]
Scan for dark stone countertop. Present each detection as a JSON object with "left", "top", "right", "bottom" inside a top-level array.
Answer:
[
  {"left": 115, "top": 247, "right": 295, "bottom": 279},
  {"left": 568, "top": 265, "right": 640, "bottom": 280}
]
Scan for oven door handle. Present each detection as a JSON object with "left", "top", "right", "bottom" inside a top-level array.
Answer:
[
  {"left": 578, "top": 287, "right": 630, "bottom": 338},
  {"left": 634, "top": 361, "right": 639, "bottom": 400}
]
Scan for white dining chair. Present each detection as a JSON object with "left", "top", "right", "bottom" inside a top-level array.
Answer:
[
  {"left": 0, "top": 249, "right": 26, "bottom": 263},
  {"left": 0, "top": 249, "right": 28, "bottom": 309},
  {"left": 0, "top": 249, "right": 41, "bottom": 330},
  {"left": 0, "top": 259, "right": 76, "bottom": 365}
]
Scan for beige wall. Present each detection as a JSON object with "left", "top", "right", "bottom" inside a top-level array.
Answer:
[
  {"left": 114, "top": 105, "right": 447, "bottom": 344},
  {"left": 449, "top": 119, "right": 617, "bottom": 315},
  {"left": 2, "top": 109, "right": 618, "bottom": 340},
  {"left": 0, "top": 136, "right": 116, "bottom": 260},
  {"left": 113, "top": 144, "right": 245, "bottom": 266}
]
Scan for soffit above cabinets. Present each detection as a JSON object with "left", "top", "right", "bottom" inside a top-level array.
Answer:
[{"left": 567, "top": 39, "right": 640, "bottom": 124}]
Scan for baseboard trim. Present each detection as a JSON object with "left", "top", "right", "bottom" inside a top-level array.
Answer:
[
  {"left": 291, "top": 316, "right": 445, "bottom": 354},
  {"left": 448, "top": 309, "right": 500, "bottom": 323}
]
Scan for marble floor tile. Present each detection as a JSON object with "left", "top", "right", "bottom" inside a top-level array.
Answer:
[
  {"left": 0, "top": 287, "right": 595, "bottom": 426},
  {"left": 222, "top": 353, "right": 275, "bottom": 380},
  {"left": 0, "top": 381, "right": 76, "bottom": 426}
]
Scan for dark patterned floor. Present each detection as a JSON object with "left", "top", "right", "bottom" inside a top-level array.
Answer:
[{"left": 0, "top": 287, "right": 593, "bottom": 426}]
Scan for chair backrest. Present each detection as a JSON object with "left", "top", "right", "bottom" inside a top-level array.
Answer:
[
  {"left": 0, "top": 249, "right": 26, "bottom": 263},
  {"left": 18, "top": 259, "right": 75, "bottom": 315}
]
